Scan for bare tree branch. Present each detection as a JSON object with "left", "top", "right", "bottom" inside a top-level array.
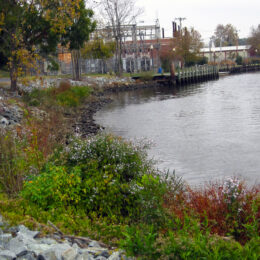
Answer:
[{"left": 97, "top": 0, "right": 143, "bottom": 75}]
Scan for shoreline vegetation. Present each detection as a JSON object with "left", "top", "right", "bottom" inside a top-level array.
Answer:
[{"left": 0, "top": 75, "right": 259, "bottom": 259}]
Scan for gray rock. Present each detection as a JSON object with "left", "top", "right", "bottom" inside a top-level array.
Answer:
[
  {"left": 0, "top": 250, "right": 16, "bottom": 260},
  {"left": 18, "top": 225, "right": 40, "bottom": 239},
  {"left": 88, "top": 241, "right": 101, "bottom": 248},
  {"left": 16, "top": 250, "right": 30, "bottom": 258},
  {"left": 37, "top": 238, "right": 58, "bottom": 245},
  {"left": 95, "top": 257, "right": 107, "bottom": 260},
  {"left": 39, "top": 243, "right": 72, "bottom": 260},
  {"left": 75, "top": 252, "right": 94, "bottom": 260},
  {"left": 72, "top": 243, "right": 80, "bottom": 250},
  {"left": 108, "top": 251, "right": 121, "bottom": 260},
  {"left": 61, "top": 248, "right": 78, "bottom": 260},
  {"left": 7, "top": 226, "right": 19, "bottom": 234},
  {"left": 37, "top": 250, "right": 57, "bottom": 260},
  {"left": 0, "top": 117, "right": 9, "bottom": 127},
  {"left": 27, "top": 243, "right": 53, "bottom": 255},
  {"left": 0, "top": 233, "right": 12, "bottom": 245},
  {"left": 0, "top": 104, "right": 23, "bottom": 128},
  {"left": 98, "top": 251, "right": 110, "bottom": 258},
  {"left": 6, "top": 236, "right": 28, "bottom": 256},
  {"left": 17, "top": 251, "right": 37, "bottom": 260}
]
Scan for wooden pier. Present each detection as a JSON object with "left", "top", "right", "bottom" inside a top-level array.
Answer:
[
  {"left": 149, "top": 65, "right": 219, "bottom": 86},
  {"left": 227, "top": 64, "right": 260, "bottom": 74},
  {"left": 132, "top": 64, "right": 260, "bottom": 86}
]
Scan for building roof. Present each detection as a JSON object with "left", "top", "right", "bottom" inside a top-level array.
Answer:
[{"left": 200, "top": 45, "right": 251, "bottom": 53}]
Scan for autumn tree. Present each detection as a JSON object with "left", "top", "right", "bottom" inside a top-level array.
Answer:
[
  {"left": 213, "top": 24, "right": 239, "bottom": 47},
  {"left": 160, "top": 27, "right": 203, "bottom": 70},
  {"left": 174, "top": 27, "right": 203, "bottom": 67},
  {"left": 0, "top": 0, "right": 81, "bottom": 91},
  {"left": 98, "top": 0, "right": 143, "bottom": 75},
  {"left": 61, "top": 0, "right": 96, "bottom": 80},
  {"left": 248, "top": 25, "right": 260, "bottom": 55},
  {"left": 81, "top": 36, "right": 115, "bottom": 73}
]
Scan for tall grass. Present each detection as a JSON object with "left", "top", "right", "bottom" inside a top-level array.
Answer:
[
  {"left": 23, "top": 81, "right": 92, "bottom": 108},
  {"left": 164, "top": 178, "right": 260, "bottom": 244}
]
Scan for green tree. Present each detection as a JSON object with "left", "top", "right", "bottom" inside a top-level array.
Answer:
[
  {"left": 81, "top": 36, "right": 115, "bottom": 73},
  {"left": 62, "top": 0, "right": 96, "bottom": 80},
  {"left": 174, "top": 27, "right": 203, "bottom": 67},
  {"left": 0, "top": 0, "right": 81, "bottom": 91},
  {"left": 235, "top": 55, "right": 243, "bottom": 65},
  {"left": 213, "top": 24, "right": 239, "bottom": 47}
]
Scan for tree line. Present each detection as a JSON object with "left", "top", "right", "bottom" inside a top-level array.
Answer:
[{"left": 1, "top": 0, "right": 260, "bottom": 91}]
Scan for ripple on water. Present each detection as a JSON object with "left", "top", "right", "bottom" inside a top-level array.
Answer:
[{"left": 94, "top": 72, "right": 260, "bottom": 185}]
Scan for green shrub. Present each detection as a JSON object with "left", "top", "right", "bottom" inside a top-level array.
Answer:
[
  {"left": 22, "top": 164, "right": 82, "bottom": 210},
  {"left": 65, "top": 134, "right": 151, "bottom": 179},
  {"left": 197, "top": 56, "right": 208, "bottom": 65},
  {"left": 21, "top": 134, "right": 177, "bottom": 224},
  {"left": 23, "top": 85, "right": 92, "bottom": 108},
  {"left": 121, "top": 217, "right": 260, "bottom": 259},
  {"left": 64, "top": 134, "right": 158, "bottom": 217},
  {"left": 22, "top": 88, "right": 49, "bottom": 107},
  {"left": 56, "top": 86, "right": 91, "bottom": 107},
  {"left": 22, "top": 134, "right": 167, "bottom": 219},
  {"left": 236, "top": 55, "right": 243, "bottom": 65},
  {"left": 47, "top": 58, "right": 59, "bottom": 72},
  {"left": 162, "top": 231, "right": 260, "bottom": 259},
  {"left": 120, "top": 224, "right": 159, "bottom": 259},
  {"left": 134, "top": 174, "right": 168, "bottom": 226}
]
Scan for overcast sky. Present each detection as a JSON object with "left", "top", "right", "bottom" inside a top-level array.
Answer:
[{"left": 135, "top": 0, "right": 260, "bottom": 44}]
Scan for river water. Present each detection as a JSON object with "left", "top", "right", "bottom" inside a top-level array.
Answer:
[{"left": 94, "top": 72, "right": 260, "bottom": 185}]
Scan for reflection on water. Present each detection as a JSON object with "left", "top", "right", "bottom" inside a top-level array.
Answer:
[{"left": 94, "top": 73, "right": 260, "bottom": 185}]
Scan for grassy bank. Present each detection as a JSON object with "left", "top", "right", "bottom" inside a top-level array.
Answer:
[
  {"left": 0, "top": 80, "right": 259, "bottom": 259},
  {"left": 0, "top": 69, "right": 9, "bottom": 78}
]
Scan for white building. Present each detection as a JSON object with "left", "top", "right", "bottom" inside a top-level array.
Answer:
[{"left": 200, "top": 45, "right": 251, "bottom": 63}]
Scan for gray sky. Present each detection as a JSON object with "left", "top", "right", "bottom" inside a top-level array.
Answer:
[{"left": 136, "top": 0, "right": 260, "bottom": 44}]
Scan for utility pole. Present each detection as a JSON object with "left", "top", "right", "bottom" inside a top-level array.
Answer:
[{"left": 175, "top": 17, "right": 186, "bottom": 33}]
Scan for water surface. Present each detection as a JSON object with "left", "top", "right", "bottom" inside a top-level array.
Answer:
[{"left": 94, "top": 73, "right": 260, "bottom": 185}]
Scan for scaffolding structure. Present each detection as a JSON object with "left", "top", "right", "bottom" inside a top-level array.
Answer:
[
  {"left": 94, "top": 20, "right": 161, "bottom": 72},
  {"left": 56, "top": 21, "right": 162, "bottom": 74}
]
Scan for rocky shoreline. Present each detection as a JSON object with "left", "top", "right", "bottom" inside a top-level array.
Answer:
[
  {"left": 0, "top": 77, "right": 159, "bottom": 135},
  {"left": 75, "top": 81, "right": 160, "bottom": 137},
  {"left": 0, "top": 215, "right": 131, "bottom": 260},
  {"left": 0, "top": 78, "right": 160, "bottom": 259}
]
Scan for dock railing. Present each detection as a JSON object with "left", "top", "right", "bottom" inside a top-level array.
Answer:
[{"left": 175, "top": 65, "right": 219, "bottom": 84}]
